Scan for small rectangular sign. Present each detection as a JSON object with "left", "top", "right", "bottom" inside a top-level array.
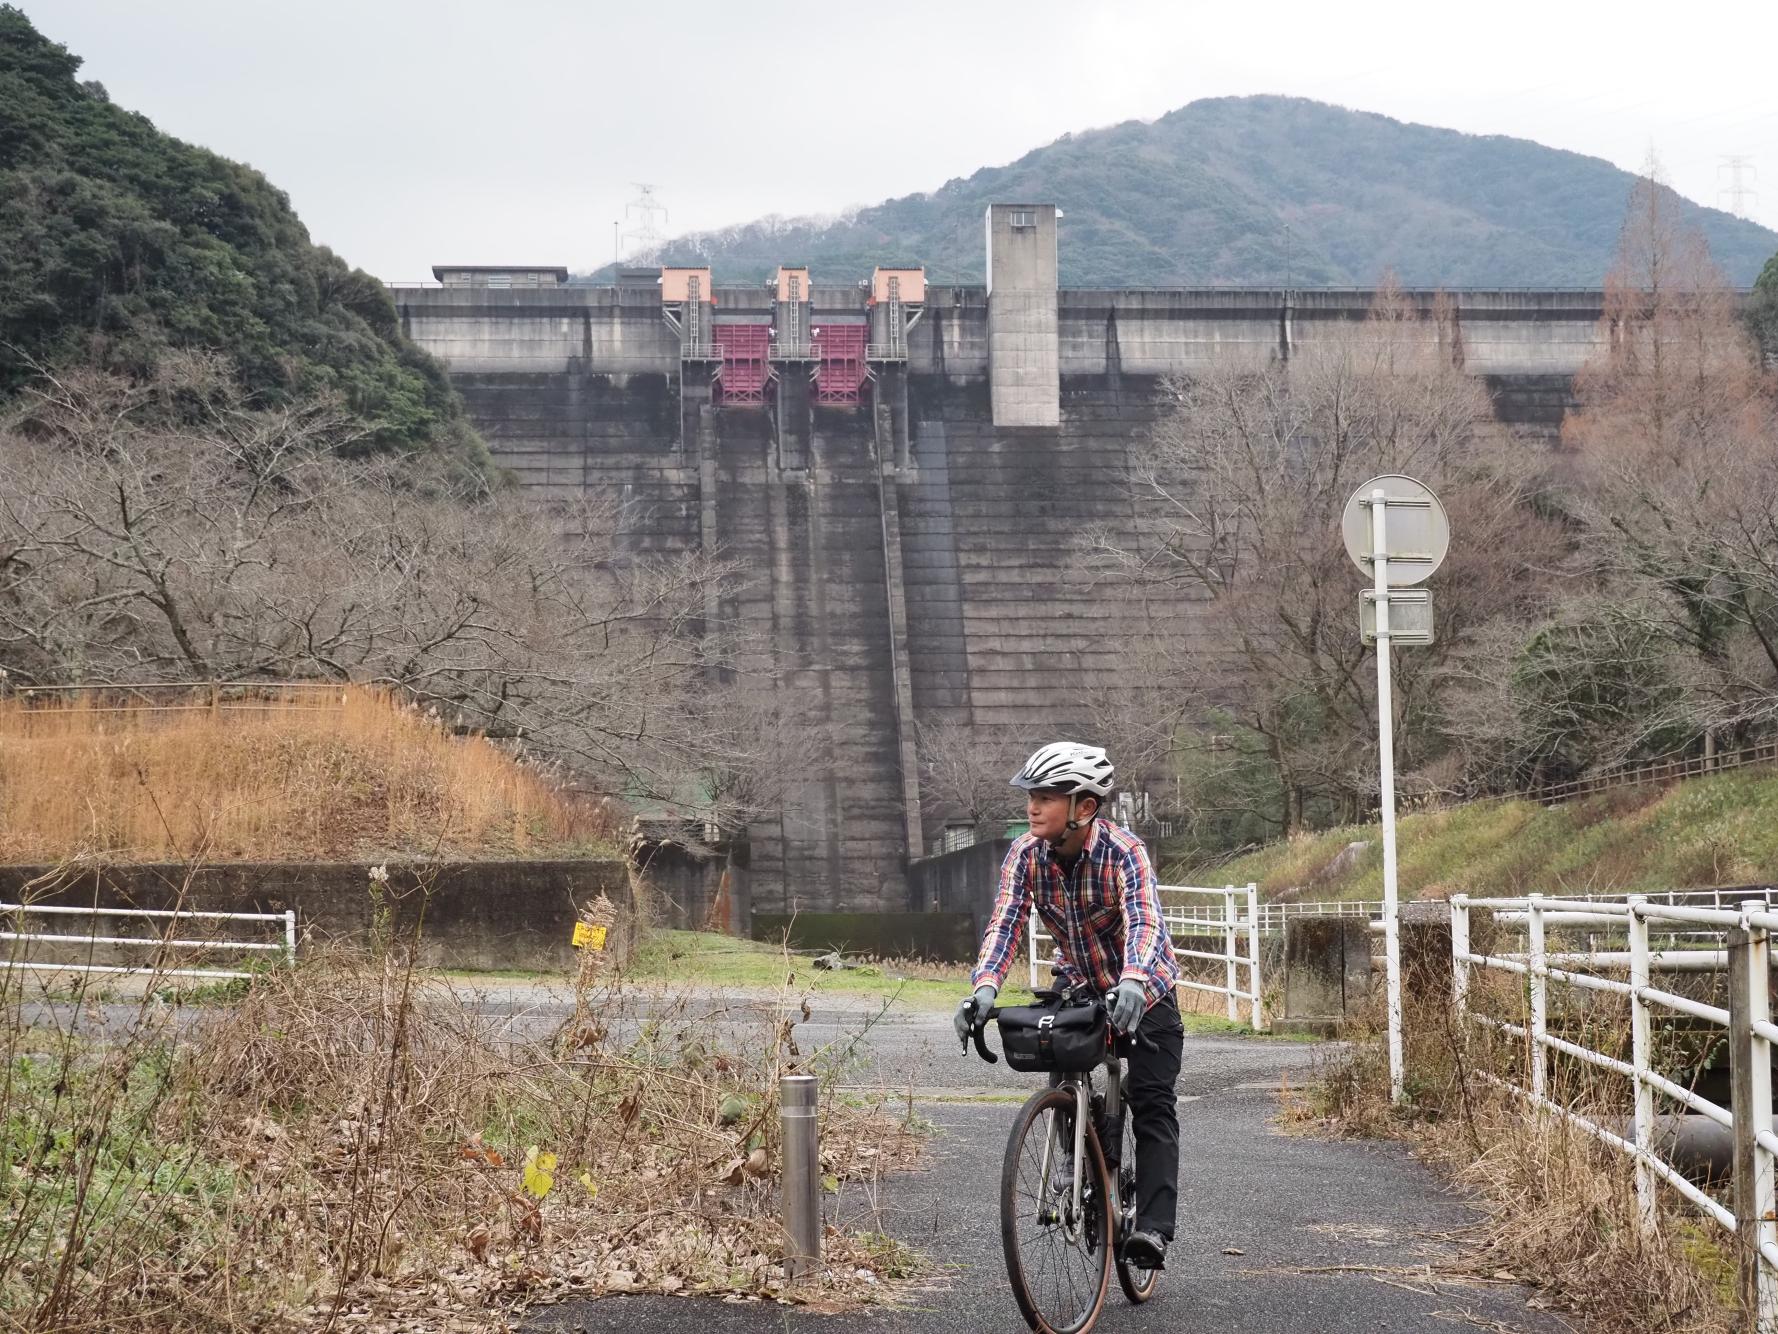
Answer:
[
  {"left": 1361, "top": 589, "right": 1435, "bottom": 646},
  {"left": 572, "top": 922, "right": 608, "bottom": 950}
]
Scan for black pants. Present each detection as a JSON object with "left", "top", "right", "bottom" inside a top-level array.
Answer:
[{"left": 1125, "top": 990, "right": 1184, "bottom": 1240}]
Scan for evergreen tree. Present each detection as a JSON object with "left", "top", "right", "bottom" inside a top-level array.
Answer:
[{"left": 0, "top": 7, "right": 488, "bottom": 471}]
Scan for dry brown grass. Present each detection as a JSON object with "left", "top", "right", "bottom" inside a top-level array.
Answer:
[
  {"left": 0, "top": 687, "right": 617, "bottom": 863},
  {"left": 1286, "top": 967, "right": 1739, "bottom": 1333},
  {"left": 0, "top": 874, "right": 928, "bottom": 1332}
]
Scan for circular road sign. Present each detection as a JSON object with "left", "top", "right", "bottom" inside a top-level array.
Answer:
[{"left": 1340, "top": 475, "right": 1449, "bottom": 587}]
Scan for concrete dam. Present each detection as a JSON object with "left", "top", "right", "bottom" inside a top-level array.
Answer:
[{"left": 390, "top": 204, "right": 1611, "bottom": 918}]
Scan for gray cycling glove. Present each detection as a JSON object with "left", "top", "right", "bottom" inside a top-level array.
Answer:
[
  {"left": 1107, "top": 978, "right": 1146, "bottom": 1034},
  {"left": 954, "top": 984, "right": 998, "bottom": 1043}
]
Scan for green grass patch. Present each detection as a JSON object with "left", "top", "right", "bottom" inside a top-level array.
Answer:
[
  {"left": 618, "top": 931, "right": 1284, "bottom": 1037},
  {"left": 1200, "top": 767, "right": 1778, "bottom": 902},
  {"left": 1, "top": 1042, "right": 240, "bottom": 1315},
  {"left": 626, "top": 929, "right": 1035, "bottom": 1011}
]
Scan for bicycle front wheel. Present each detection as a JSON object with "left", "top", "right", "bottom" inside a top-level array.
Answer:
[{"left": 1000, "top": 1086, "right": 1112, "bottom": 1334}]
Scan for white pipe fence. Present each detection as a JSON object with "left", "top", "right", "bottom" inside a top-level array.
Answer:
[
  {"left": 0, "top": 903, "right": 298, "bottom": 981},
  {"left": 1258, "top": 887, "right": 1774, "bottom": 937},
  {"left": 1452, "top": 893, "right": 1778, "bottom": 1328},
  {"left": 1028, "top": 883, "right": 1266, "bottom": 1030}
]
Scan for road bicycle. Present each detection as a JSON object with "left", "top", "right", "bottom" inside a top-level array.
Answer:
[{"left": 963, "top": 989, "right": 1161, "bottom": 1334}]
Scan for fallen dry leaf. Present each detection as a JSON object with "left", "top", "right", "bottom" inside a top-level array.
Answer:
[{"left": 465, "top": 1224, "right": 489, "bottom": 1261}]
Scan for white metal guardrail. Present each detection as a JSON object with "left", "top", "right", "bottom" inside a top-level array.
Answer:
[
  {"left": 1452, "top": 893, "right": 1778, "bottom": 1327},
  {"left": 1028, "top": 883, "right": 1265, "bottom": 1030},
  {"left": 1256, "top": 900, "right": 1385, "bottom": 933},
  {"left": 1257, "top": 887, "right": 1775, "bottom": 937},
  {"left": 0, "top": 903, "right": 297, "bottom": 981}
]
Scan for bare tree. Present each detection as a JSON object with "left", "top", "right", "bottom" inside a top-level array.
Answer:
[
  {"left": 914, "top": 719, "right": 1036, "bottom": 837},
  {"left": 1089, "top": 280, "right": 1562, "bottom": 830},
  {"left": 0, "top": 358, "right": 794, "bottom": 820},
  {"left": 1562, "top": 169, "right": 1778, "bottom": 741}
]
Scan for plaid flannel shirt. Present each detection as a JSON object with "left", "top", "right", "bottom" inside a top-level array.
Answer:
[{"left": 971, "top": 819, "right": 1178, "bottom": 1010}]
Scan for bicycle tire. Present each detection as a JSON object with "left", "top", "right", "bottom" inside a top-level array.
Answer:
[
  {"left": 1000, "top": 1086, "right": 1113, "bottom": 1334},
  {"left": 1114, "top": 1107, "right": 1161, "bottom": 1304}
]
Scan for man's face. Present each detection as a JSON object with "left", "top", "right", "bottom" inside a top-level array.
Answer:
[{"left": 1026, "top": 788, "right": 1092, "bottom": 842}]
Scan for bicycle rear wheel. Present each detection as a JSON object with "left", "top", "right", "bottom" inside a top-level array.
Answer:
[
  {"left": 1000, "top": 1086, "right": 1112, "bottom": 1334},
  {"left": 1114, "top": 1108, "right": 1161, "bottom": 1304}
]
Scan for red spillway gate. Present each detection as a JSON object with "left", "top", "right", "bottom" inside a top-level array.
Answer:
[
  {"left": 715, "top": 324, "right": 770, "bottom": 406},
  {"left": 813, "top": 324, "right": 867, "bottom": 406}
]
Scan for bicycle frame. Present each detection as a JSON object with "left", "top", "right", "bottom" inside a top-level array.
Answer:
[
  {"left": 1040, "top": 1055, "right": 1125, "bottom": 1225},
  {"left": 965, "top": 993, "right": 1131, "bottom": 1229}
]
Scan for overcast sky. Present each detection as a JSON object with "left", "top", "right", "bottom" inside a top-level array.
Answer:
[{"left": 23, "top": 0, "right": 1778, "bottom": 281}]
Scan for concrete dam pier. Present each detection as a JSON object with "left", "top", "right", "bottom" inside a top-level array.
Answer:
[{"left": 390, "top": 204, "right": 1610, "bottom": 918}]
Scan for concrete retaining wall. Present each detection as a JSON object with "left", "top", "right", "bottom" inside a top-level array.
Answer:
[
  {"left": 908, "top": 840, "right": 1015, "bottom": 949},
  {"left": 0, "top": 861, "right": 631, "bottom": 972}
]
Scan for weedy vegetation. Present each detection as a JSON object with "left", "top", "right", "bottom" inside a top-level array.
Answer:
[
  {"left": 0, "top": 873, "right": 929, "bottom": 1332},
  {"left": 1288, "top": 934, "right": 1740, "bottom": 1331}
]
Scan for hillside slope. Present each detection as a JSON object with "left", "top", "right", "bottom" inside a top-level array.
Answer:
[
  {"left": 0, "top": 8, "right": 486, "bottom": 470},
  {"left": 1190, "top": 768, "right": 1778, "bottom": 902},
  {"left": 612, "top": 96, "right": 1778, "bottom": 288},
  {"left": 0, "top": 687, "right": 616, "bottom": 863}
]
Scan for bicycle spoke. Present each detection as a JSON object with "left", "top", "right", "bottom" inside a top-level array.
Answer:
[{"left": 1018, "top": 1102, "right": 1100, "bottom": 1329}]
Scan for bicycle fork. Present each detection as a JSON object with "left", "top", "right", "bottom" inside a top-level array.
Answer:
[{"left": 1038, "top": 1083, "right": 1093, "bottom": 1227}]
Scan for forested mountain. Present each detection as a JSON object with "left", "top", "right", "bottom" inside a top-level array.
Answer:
[
  {"left": 603, "top": 96, "right": 1778, "bottom": 288},
  {"left": 0, "top": 8, "right": 486, "bottom": 470}
]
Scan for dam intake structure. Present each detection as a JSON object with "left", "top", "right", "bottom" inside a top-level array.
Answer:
[{"left": 391, "top": 205, "right": 1613, "bottom": 920}]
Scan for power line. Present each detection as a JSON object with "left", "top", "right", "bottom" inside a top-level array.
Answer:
[{"left": 1718, "top": 155, "right": 1759, "bottom": 218}]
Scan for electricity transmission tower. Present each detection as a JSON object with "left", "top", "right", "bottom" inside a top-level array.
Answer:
[
  {"left": 620, "top": 184, "right": 669, "bottom": 259},
  {"left": 1718, "top": 156, "right": 1759, "bottom": 218}
]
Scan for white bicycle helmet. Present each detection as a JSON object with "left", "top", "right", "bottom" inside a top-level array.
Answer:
[{"left": 1010, "top": 742, "right": 1116, "bottom": 798}]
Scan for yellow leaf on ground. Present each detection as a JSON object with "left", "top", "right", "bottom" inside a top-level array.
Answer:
[{"left": 522, "top": 1146, "right": 557, "bottom": 1200}]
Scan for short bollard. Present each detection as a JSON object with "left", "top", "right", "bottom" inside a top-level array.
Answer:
[{"left": 780, "top": 1074, "right": 820, "bottom": 1281}]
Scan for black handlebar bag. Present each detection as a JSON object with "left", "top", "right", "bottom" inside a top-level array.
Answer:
[{"left": 997, "top": 996, "right": 1107, "bottom": 1073}]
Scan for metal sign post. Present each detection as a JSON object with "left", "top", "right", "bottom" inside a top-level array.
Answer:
[
  {"left": 1369, "top": 489, "right": 1406, "bottom": 1105},
  {"left": 1342, "top": 475, "right": 1449, "bottom": 1106}
]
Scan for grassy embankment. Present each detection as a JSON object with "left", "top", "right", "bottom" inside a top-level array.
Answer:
[
  {"left": 0, "top": 687, "right": 619, "bottom": 863},
  {"left": 1195, "top": 766, "right": 1778, "bottom": 901},
  {"left": 0, "top": 685, "right": 1280, "bottom": 1036}
]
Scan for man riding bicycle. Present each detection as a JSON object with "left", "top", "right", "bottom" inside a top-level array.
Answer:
[{"left": 953, "top": 741, "right": 1184, "bottom": 1273}]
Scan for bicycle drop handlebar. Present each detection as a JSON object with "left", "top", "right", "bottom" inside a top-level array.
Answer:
[
  {"left": 960, "top": 996, "right": 1159, "bottom": 1064},
  {"left": 965, "top": 1001, "right": 1000, "bottom": 1063}
]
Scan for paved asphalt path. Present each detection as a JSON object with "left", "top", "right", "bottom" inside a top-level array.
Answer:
[{"left": 511, "top": 991, "right": 1572, "bottom": 1334}]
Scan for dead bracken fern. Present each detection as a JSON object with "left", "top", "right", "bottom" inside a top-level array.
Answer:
[{"left": 0, "top": 876, "right": 928, "bottom": 1332}]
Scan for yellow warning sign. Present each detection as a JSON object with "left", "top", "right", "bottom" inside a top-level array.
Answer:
[{"left": 572, "top": 922, "right": 608, "bottom": 951}]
